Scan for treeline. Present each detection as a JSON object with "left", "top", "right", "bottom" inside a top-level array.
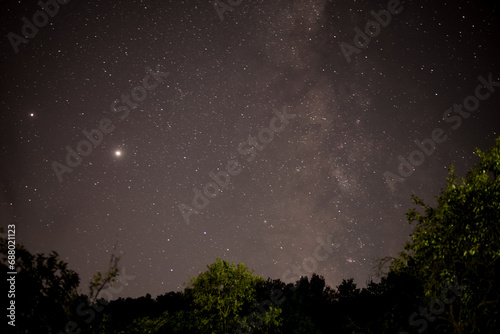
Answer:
[
  {"left": 2, "top": 137, "right": 500, "bottom": 333},
  {"left": 61, "top": 270, "right": 451, "bottom": 334}
]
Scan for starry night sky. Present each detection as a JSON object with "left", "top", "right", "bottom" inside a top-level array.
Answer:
[{"left": 1, "top": 0, "right": 500, "bottom": 298}]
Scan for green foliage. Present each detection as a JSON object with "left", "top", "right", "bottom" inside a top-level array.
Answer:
[
  {"left": 185, "top": 258, "right": 280, "bottom": 333},
  {"left": 392, "top": 136, "right": 500, "bottom": 333},
  {"left": 237, "top": 305, "right": 283, "bottom": 334},
  {"left": 115, "top": 311, "right": 170, "bottom": 334}
]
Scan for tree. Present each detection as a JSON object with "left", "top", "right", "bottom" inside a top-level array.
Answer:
[
  {"left": 392, "top": 136, "right": 500, "bottom": 333},
  {"left": 89, "top": 241, "right": 121, "bottom": 304},
  {"left": 0, "top": 230, "right": 80, "bottom": 333},
  {"left": 335, "top": 278, "right": 360, "bottom": 301},
  {"left": 185, "top": 258, "right": 281, "bottom": 333}
]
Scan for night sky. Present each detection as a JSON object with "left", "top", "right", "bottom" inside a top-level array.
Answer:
[{"left": 1, "top": 0, "right": 500, "bottom": 299}]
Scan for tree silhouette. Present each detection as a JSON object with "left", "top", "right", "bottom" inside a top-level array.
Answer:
[{"left": 0, "top": 232, "right": 79, "bottom": 333}]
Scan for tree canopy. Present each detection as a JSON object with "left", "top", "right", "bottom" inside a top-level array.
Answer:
[
  {"left": 185, "top": 258, "right": 281, "bottom": 333},
  {"left": 391, "top": 136, "right": 500, "bottom": 333}
]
